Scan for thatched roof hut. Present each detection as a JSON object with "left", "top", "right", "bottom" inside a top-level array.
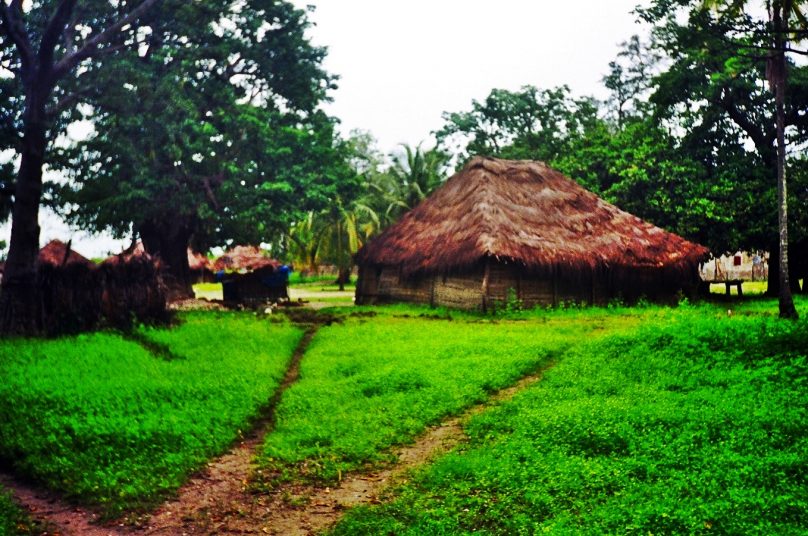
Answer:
[
  {"left": 187, "top": 249, "right": 214, "bottom": 283},
  {"left": 213, "top": 245, "right": 280, "bottom": 272},
  {"left": 213, "top": 246, "right": 287, "bottom": 306},
  {"left": 38, "top": 240, "right": 94, "bottom": 267},
  {"left": 188, "top": 249, "right": 210, "bottom": 271},
  {"left": 356, "top": 157, "right": 709, "bottom": 309}
]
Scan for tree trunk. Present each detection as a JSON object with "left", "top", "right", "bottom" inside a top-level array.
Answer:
[
  {"left": 139, "top": 217, "right": 195, "bottom": 300},
  {"left": 336, "top": 267, "right": 351, "bottom": 290},
  {"left": 0, "top": 89, "right": 49, "bottom": 335},
  {"left": 772, "top": 6, "right": 798, "bottom": 319}
]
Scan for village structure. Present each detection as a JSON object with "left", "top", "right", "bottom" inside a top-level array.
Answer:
[{"left": 355, "top": 157, "right": 709, "bottom": 309}]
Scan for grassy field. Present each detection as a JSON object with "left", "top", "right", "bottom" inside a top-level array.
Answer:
[
  {"left": 332, "top": 304, "right": 808, "bottom": 535},
  {"left": 255, "top": 306, "right": 649, "bottom": 486},
  {"left": 0, "top": 312, "right": 302, "bottom": 517},
  {"left": 0, "top": 296, "right": 805, "bottom": 533}
]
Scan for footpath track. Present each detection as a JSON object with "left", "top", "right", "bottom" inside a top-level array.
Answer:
[{"left": 2, "top": 318, "right": 554, "bottom": 535}]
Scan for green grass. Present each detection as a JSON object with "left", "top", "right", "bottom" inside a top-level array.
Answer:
[
  {"left": 332, "top": 305, "right": 808, "bottom": 535},
  {"left": 0, "top": 490, "right": 39, "bottom": 536},
  {"left": 288, "top": 272, "right": 347, "bottom": 286},
  {"left": 193, "top": 282, "right": 222, "bottom": 300},
  {"left": 709, "top": 280, "right": 768, "bottom": 295},
  {"left": 0, "top": 312, "right": 302, "bottom": 517},
  {"left": 255, "top": 310, "right": 643, "bottom": 486}
]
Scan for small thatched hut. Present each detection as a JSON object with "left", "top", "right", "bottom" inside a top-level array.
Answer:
[
  {"left": 213, "top": 246, "right": 288, "bottom": 305},
  {"left": 355, "top": 157, "right": 709, "bottom": 309},
  {"left": 38, "top": 239, "right": 94, "bottom": 267},
  {"left": 32, "top": 239, "right": 168, "bottom": 334}
]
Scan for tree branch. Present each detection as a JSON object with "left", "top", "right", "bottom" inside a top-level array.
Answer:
[
  {"left": 51, "top": 0, "right": 160, "bottom": 82},
  {"left": 0, "top": 2, "right": 34, "bottom": 78},
  {"left": 716, "top": 93, "right": 774, "bottom": 154},
  {"left": 47, "top": 87, "right": 93, "bottom": 117},
  {"left": 38, "top": 0, "right": 77, "bottom": 72}
]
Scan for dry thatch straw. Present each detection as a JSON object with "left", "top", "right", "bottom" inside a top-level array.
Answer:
[
  {"left": 213, "top": 245, "right": 280, "bottom": 272},
  {"left": 188, "top": 249, "right": 210, "bottom": 271},
  {"left": 37, "top": 239, "right": 95, "bottom": 268},
  {"left": 357, "top": 157, "right": 708, "bottom": 276}
]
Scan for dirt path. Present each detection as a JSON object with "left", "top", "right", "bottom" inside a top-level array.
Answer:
[
  {"left": 0, "top": 472, "right": 121, "bottom": 536},
  {"left": 3, "top": 330, "right": 553, "bottom": 536},
  {"left": 141, "top": 326, "right": 318, "bottom": 535},
  {"left": 0, "top": 326, "right": 318, "bottom": 536},
  {"left": 139, "top": 361, "right": 555, "bottom": 536}
]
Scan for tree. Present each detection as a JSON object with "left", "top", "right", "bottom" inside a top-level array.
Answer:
[
  {"left": 0, "top": 0, "right": 160, "bottom": 334},
  {"left": 436, "top": 86, "right": 600, "bottom": 164},
  {"left": 384, "top": 144, "right": 449, "bottom": 221},
  {"left": 602, "top": 35, "right": 660, "bottom": 126},
  {"left": 641, "top": 0, "right": 807, "bottom": 318},
  {"left": 52, "top": 1, "right": 347, "bottom": 298}
]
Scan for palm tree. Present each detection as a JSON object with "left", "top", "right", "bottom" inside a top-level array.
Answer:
[{"left": 386, "top": 144, "right": 450, "bottom": 221}]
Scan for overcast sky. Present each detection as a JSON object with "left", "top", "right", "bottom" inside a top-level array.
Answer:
[
  {"left": 293, "top": 0, "right": 647, "bottom": 153},
  {"left": 4, "top": 1, "right": 648, "bottom": 257}
]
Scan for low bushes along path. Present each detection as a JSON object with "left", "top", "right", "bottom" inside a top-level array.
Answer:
[{"left": 0, "top": 323, "right": 555, "bottom": 535}]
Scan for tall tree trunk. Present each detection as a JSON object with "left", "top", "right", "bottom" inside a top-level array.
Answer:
[
  {"left": 0, "top": 89, "right": 49, "bottom": 335},
  {"left": 139, "top": 217, "right": 195, "bottom": 300},
  {"left": 772, "top": 4, "right": 798, "bottom": 319}
]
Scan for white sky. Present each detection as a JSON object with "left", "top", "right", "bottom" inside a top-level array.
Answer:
[
  {"left": 3, "top": 0, "right": 647, "bottom": 257},
  {"left": 294, "top": 0, "right": 647, "bottom": 152}
]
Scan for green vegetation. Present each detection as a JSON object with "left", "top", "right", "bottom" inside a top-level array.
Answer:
[
  {"left": 256, "top": 310, "right": 640, "bottom": 485},
  {"left": 288, "top": 272, "right": 356, "bottom": 288},
  {"left": 0, "top": 313, "right": 302, "bottom": 516},
  {"left": 193, "top": 282, "right": 223, "bottom": 301},
  {"left": 332, "top": 305, "right": 808, "bottom": 535},
  {"left": 0, "top": 490, "right": 38, "bottom": 536}
]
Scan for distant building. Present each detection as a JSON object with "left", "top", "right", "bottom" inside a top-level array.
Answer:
[
  {"left": 38, "top": 239, "right": 94, "bottom": 267},
  {"left": 213, "top": 246, "right": 289, "bottom": 305}
]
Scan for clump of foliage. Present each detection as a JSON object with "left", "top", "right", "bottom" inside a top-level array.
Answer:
[
  {"left": 0, "top": 313, "right": 302, "bottom": 517},
  {"left": 256, "top": 313, "right": 629, "bottom": 486},
  {"left": 332, "top": 309, "right": 808, "bottom": 535},
  {"left": 0, "top": 490, "right": 40, "bottom": 536}
]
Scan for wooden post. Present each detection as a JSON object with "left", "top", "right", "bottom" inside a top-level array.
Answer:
[{"left": 481, "top": 258, "right": 491, "bottom": 312}]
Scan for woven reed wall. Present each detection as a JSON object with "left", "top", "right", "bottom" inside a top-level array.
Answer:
[
  {"left": 37, "top": 256, "right": 168, "bottom": 335},
  {"left": 355, "top": 259, "right": 700, "bottom": 310}
]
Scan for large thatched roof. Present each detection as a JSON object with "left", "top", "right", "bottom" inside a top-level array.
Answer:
[
  {"left": 357, "top": 157, "right": 708, "bottom": 275},
  {"left": 38, "top": 239, "right": 94, "bottom": 267}
]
